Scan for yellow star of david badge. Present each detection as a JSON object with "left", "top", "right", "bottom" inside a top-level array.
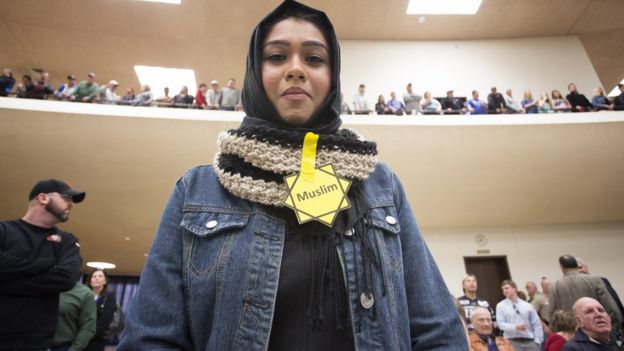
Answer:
[{"left": 283, "top": 163, "right": 351, "bottom": 227}]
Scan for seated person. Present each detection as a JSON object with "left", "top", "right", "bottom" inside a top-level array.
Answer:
[
  {"left": 538, "top": 91, "right": 554, "bottom": 113},
  {"left": 566, "top": 83, "right": 593, "bottom": 112},
  {"left": 375, "top": 94, "right": 390, "bottom": 115},
  {"left": 195, "top": 83, "right": 208, "bottom": 109},
  {"left": 466, "top": 90, "right": 488, "bottom": 115},
  {"left": 614, "top": 84, "right": 624, "bottom": 111},
  {"left": 172, "top": 86, "right": 194, "bottom": 107},
  {"left": 54, "top": 75, "right": 78, "bottom": 100},
  {"left": 504, "top": 89, "right": 524, "bottom": 113},
  {"left": 386, "top": 91, "right": 405, "bottom": 115},
  {"left": 70, "top": 73, "right": 98, "bottom": 103},
  {"left": 521, "top": 90, "right": 539, "bottom": 114},
  {"left": 29, "top": 71, "right": 54, "bottom": 100},
  {"left": 132, "top": 84, "right": 153, "bottom": 106},
  {"left": 120, "top": 87, "right": 135, "bottom": 105},
  {"left": 591, "top": 87, "right": 613, "bottom": 111},
  {"left": 469, "top": 307, "right": 514, "bottom": 351},
  {"left": 552, "top": 89, "right": 571, "bottom": 112},
  {"left": 154, "top": 87, "right": 173, "bottom": 105},
  {"left": 544, "top": 310, "right": 576, "bottom": 351},
  {"left": 487, "top": 87, "right": 507, "bottom": 114},
  {"left": 0, "top": 68, "right": 16, "bottom": 96},
  {"left": 441, "top": 90, "right": 465, "bottom": 114},
  {"left": 96, "top": 80, "right": 119, "bottom": 104},
  {"left": 563, "top": 297, "right": 620, "bottom": 351},
  {"left": 421, "top": 91, "right": 442, "bottom": 114},
  {"left": 15, "top": 75, "right": 34, "bottom": 98},
  {"left": 403, "top": 83, "right": 422, "bottom": 115}
]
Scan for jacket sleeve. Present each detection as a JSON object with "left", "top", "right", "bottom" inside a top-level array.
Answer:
[
  {"left": 117, "top": 176, "right": 193, "bottom": 350},
  {"left": 593, "top": 276, "right": 622, "bottom": 328},
  {"left": 0, "top": 222, "right": 56, "bottom": 279},
  {"left": 391, "top": 170, "right": 468, "bottom": 351},
  {"left": 70, "top": 289, "right": 97, "bottom": 351},
  {"left": 0, "top": 233, "right": 81, "bottom": 295}
]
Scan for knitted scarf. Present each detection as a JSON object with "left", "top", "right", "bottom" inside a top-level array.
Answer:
[{"left": 213, "top": 122, "right": 378, "bottom": 207}]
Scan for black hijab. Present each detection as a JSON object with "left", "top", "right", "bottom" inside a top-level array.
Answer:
[{"left": 241, "top": 0, "right": 342, "bottom": 134}]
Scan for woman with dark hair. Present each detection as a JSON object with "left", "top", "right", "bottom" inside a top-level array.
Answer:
[
  {"left": 544, "top": 309, "right": 577, "bottom": 351},
  {"left": 85, "top": 269, "right": 116, "bottom": 351},
  {"left": 118, "top": 1, "right": 466, "bottom": 350}
]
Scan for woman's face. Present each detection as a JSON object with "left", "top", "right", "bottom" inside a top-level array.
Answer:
[
  {"left": 90, "top": 271, "right": 106, "bottom": 289},
  {"left": 262, "top": 18, "right": 331, "bottom": 126}
]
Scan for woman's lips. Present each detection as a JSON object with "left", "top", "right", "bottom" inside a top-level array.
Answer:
[{"left": 282, "top": 87, "right": 309, "bottom": 100}]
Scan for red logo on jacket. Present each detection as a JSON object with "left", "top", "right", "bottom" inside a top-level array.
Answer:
[{"left": 46, "top": 234, "right": 62, "bottom": 242}]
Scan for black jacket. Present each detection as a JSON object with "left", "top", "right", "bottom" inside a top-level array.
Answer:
[{"left": 0, "top": 219, "right": 81, "bottom": 348}]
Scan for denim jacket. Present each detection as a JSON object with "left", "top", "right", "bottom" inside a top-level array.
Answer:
[{"left": 118, "top": 163, "right": 467, "bottom": 350}]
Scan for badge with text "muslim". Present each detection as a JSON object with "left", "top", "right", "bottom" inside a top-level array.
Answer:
[{"left": 283, "top": 132, "right": 351, "bottom": 227}]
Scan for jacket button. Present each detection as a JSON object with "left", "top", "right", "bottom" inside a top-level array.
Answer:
[
  {"left": 345, "top": 228, "right": 354, "bottom": 236},
  {"left": 206, "top": 220, "right": 218, "bottom": 229},
  {"left": 360, "top": 292, "right": 375, "bottom": 309},
  {"left": 385, "top": 215, "right": 397, "bottom": 225}
]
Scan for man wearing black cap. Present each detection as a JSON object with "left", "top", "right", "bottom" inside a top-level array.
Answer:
[
  {"left": 548, "top": 254, "right": 621, "bottom": 333},
  {"left": 0, "top": 179, "right": 85, "bottom": 350}
]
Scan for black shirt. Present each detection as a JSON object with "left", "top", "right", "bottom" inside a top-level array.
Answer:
[{"left": 0, "top": 219, "right": 81, "bottom": 348}]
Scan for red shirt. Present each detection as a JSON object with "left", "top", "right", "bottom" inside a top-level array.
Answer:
[
  {"left": 195, "top": 90, "right": 207, "bottom": 107},
  {"left": 544, "top": 333, "right": 566, "bottom": 351}
]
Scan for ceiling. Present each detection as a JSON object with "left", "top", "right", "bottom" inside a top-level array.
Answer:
[
  {"left": 1, "top": 99, "right": 624, "bottom": 275},
  {"left": 0, "top": 0, "right": 622, "bottom": 90}
]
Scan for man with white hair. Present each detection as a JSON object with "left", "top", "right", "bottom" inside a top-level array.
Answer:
[
  {"left": 562, "top": 297, "right": 622, "bottom": 350},
  {"left": 469, "top": 307, "right": 515, "bottom": 351}
]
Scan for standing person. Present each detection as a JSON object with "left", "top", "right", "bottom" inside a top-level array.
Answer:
[
  {"left": 54, "top": 75, "right": 78, "bottom": 100},
  {"left": 496, "top": 280, "right": 543, "bottom": 351},
  {"left": 403, "top": 83, "right": 422, "bottom": 115},
  {"left": 195, "top": 83, "right": 208, "bottom": 109},
  {"left": 458, "top": 274, "right": 496, "bottom": 331},
  {"left": 353, "top": 83, "right": 371, "bottom": 114},
  {"left": 52, "top": 282, "right": 97, "bottom": 351},
  {"left": 526, "top": 281, "right": 550, "bottom": 323},
  {"left": 386, "top": 91, "right": 405, "bottom": 115},
  {"left": 84, "top": 269, "right": 117, "bottom": 351},
  {"left": 118, "top": 1, "right": 467, "bottom": 350},
  {"left": 172, "top": 86, "right": 194, "bottom": 107},
  {"left": 548, "top": 255, "right": 621, "bottom": 331},
  {"left": 0, "top": 179, "right": 85, "bottom": 349},
  {"left": 30, "top": 71, "right": 55, "bottom": 100},
  {"left": 220, "top": 78, "right": 242, "bottom": 111}
]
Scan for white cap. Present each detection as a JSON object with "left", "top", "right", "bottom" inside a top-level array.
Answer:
[{"left": 210, "top": 80, "right": 219, "bottom": 85}]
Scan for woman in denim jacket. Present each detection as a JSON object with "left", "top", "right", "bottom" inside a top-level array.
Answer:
[{"left": 118, "top": 1, "right": 467, "bottom": 350}]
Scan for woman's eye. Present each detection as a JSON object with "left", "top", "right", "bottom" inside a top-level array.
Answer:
[
  {"left": 306, "top": 55, "right": 325, "bottom": 64},
  {"left": 265, "top": 53, "right": 286, "bottom": 61}
]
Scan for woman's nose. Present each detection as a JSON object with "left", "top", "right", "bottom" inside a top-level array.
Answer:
[{"left": 285, "top": 56, "right": 306, "bottom": 81}]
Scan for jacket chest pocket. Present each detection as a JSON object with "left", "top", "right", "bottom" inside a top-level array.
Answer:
[
  {"left": 368, "top": 206, "right": 403, "bottom": 272},
  {"left": 181, "top": 211, "right": 250, "bottom": 278}
]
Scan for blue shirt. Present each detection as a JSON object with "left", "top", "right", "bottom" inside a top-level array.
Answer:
[
  {"left": 522, "top": 99, "right": 538, "bottom": 114},
  {"left": 467, "top": 99, "right": 487, "bottom": 114},
  {"left": 495, "top": 298, "right": 544, "bottom": 344}
]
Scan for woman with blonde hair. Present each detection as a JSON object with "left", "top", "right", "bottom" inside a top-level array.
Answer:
[
  {"left": 591, "top": 87, "right": 614, "bottom": 111},
  {"left": 551, "top": 89, "right": 571, "bottom": 112},
  {"left": 521, "top": 90, "right": 538, "bottom": 114},
  {"left": 538, "top": 91, "right": 554, "bottom": 113}
]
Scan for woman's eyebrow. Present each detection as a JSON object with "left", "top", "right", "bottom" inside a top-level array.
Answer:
[
  {"left": 263, "top": 40, "right": 290, "bottom": 48},
  {"left": 263, "top": 40, "right": 327, "bottom": 51},
  {"left": 302, "top": 40, "right": 328, "bottom": 50}
]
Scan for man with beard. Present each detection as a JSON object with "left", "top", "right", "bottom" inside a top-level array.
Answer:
[{"left": 0, "top": 179, "right": 85, "bottom": 350}]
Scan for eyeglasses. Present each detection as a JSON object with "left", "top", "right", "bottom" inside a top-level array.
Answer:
[{"left": 513, "top": 304, "right": 520, "bottom": 315}]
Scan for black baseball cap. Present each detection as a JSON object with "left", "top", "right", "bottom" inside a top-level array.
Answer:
[{"left": 29, "top": 179, "right": 86, "bottom": 203}]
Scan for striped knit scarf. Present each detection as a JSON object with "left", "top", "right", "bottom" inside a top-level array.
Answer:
[{"left": 213, "top": 124, "right": 378, "bottom": 206}]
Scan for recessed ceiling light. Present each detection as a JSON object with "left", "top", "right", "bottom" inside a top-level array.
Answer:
[
  {"left": 86, "top": 261, "right": 116, "bottom": 269},
  {"left": 607, "top": 79, "right": 623, "bottom": 97},
  {"left": 407, "top": 0, "right": 482, "bottom": 15},
  {"left": 124, "top": 237, "right": 131, "bottom": 241},
  {"left": 135, "top": 0, "right": 181, "bottom": 4}
]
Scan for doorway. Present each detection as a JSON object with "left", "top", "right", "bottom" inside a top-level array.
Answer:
[{"left": 464, "top": 256, "right": 511, "bottom": 307}]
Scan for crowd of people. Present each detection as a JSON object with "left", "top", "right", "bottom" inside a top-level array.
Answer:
[
  {"left": 346, "top": 83, "right": 624, "bottom": 116},
  {"left": 0, "top": 68, "right": 243, "bottom": 111},
  {"left": 2, "top": 67, "right": 623, "bottom": 115},
  {"left": 458, "top": 255, "right": 624, "bottom": 351}
]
